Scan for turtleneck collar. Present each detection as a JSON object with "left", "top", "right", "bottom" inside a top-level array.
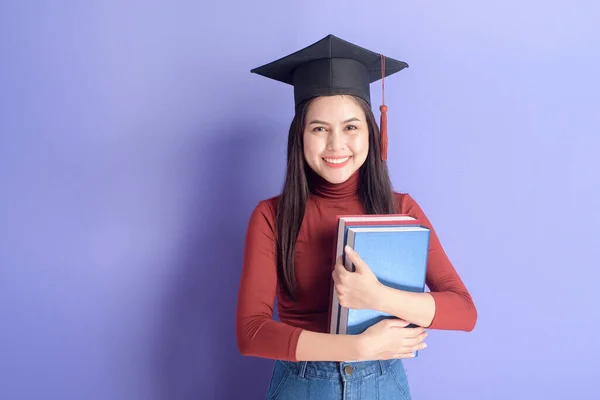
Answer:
[{"left": 307, "top": 168, "right": 360, "bottom": 200}]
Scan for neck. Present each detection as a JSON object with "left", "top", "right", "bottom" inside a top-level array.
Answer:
[{"left": 307, "top": 168, "right": 360, "bottom": 200}]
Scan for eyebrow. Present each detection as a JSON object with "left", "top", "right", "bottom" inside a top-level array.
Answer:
[{"left": 308, "top": 117, "right": 361, "bottom": 125}]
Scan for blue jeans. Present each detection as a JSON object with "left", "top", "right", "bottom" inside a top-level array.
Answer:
[{"left": 265, "top": 359, "right": 412, "bottom": 399}]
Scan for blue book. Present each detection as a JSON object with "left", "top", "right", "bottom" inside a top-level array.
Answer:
[
  {"left": 329, "top": 215, "right": 418, "bottom": 335},
  {"left": 336, "top": 225, "right": 430, "bottom": 343}
]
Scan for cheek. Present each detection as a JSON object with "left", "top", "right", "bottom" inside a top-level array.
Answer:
[
  {"left": 303, "top": 133, "right": 325, "bottom": 159},
  {"left": 349, "top": 132, "right": 369, "bottom": 156}
]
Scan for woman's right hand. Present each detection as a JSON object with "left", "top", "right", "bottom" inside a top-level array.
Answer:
[{"left": 356, "top": 318, "right": 428, "bottom": 360}]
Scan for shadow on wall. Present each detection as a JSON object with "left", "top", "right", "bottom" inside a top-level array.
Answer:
[{"left": 153, "top": 118, "right": 287, "bottom": 400}]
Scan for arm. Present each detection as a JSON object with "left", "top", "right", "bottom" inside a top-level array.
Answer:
[
  {"left": 379, "top": 194, "right": 477, "bottom": 331},
  {"left": 236, "top": 200, "right": 301, "bottom": 360},
  {"left": 295, "top": 331, "right": 362, "bottom": 361},
  {"left": 236, "top": 200, "right": 362, "bottom": 361},
  {"left": 375, "top": 289, "right": 436, "bottom": 329}
]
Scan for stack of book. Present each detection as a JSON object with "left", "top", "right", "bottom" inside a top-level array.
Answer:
[{"left": 328, "top": 214, "right": 431, "bottom": 339}]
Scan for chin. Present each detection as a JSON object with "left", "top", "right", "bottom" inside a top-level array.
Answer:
[{"left": 318, "top": 168, "right": 354, "bottom": 184}]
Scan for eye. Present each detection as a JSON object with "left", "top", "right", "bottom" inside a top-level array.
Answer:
[
  {"left": 312, "top": 126, "right": 327, "bottom": 132},
  {"left": 346, "top": 125, "right": 358, "bottom": 131}
]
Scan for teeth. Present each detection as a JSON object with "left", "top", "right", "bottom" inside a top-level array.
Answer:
[{"left": 324, "top": 157, "right": 350, "bottom": 164}]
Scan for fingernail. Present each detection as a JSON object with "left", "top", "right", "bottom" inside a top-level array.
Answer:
[{"left": 345, "top": 245, "right": 352, "bottom": 252}]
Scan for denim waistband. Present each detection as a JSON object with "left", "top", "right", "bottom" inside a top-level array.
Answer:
[{"left": 279, "top": 359, "right": 401, "bottom": 381}]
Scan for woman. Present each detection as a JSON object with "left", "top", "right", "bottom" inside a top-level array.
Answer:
[{"left": 236, "top": 34, "right": 477, "bottom": 400}]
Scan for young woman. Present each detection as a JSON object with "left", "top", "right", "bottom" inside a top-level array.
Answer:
[{"left": 236, "top": 34, "right": 477, "bottom": 400}]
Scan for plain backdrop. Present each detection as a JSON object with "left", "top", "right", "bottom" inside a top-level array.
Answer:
[{"left": 1, "top": 1, "right": 599, "bottom": 399}]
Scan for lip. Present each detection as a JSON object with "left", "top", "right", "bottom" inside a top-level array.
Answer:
[{"left": 322, "top": 155, "right": 352, "bottom": 168}]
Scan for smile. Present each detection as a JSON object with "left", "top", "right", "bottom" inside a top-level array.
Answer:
[
  {"left": 322, "top": 156, "right": 351, "bottom": 168},
  {"left": 323, "top": 156, "right": 350, "bottom": 164}
]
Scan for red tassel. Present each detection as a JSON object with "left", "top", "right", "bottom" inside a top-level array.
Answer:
[
  {"left": 380, "top": 104, "right": 388, "bottom": 161},
  {"left": 379, "top": 54, "right": 387, "bottom": 161}
]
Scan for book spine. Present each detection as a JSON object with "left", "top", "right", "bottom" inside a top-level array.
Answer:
[
  {"left": 329, "top": 219, "right": 346, "bottom": 334},
  {"left": 337, "top": 229, "right": 358, "bottom": 335}
]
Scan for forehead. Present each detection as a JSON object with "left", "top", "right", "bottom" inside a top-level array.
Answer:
[{"left": 306, "top": 95, "right": 365, "bottom": 120}]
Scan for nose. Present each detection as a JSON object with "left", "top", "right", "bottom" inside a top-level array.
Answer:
[{"left": 326, "top": 128, "right": 345, "bottom": 151}]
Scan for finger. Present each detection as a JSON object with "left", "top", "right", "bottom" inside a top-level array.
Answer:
[
  {"left": 407, "top": 342, "right": 428, "bottom": 353},
  {"left": 384, "top": 318, "right": 412, "bottom": 328},
  {"left": 402, "top": 329, "right": 427, "bottom": 342},
  {"left": 391, "top": 352, "right": 417, "bottom": 359},
  {"left": 394, "top": 343, "right": 427, "bottom": 358},
  {"left": 333, "top": 256, "right": 345, "bottom": 272},
  {"left": 399, "top": 332, "right": 428, "bottom": 348},
  {"left": 333, "top": 262, "right": 348, "bottom": 282},
  {"left": 396, "top": 326, "right": 426, "bottom": 337},
  {"left": 332, "top": 256, "right": 342, "bottom": 275},
  {"left": 344, "top": 245, "right": 367, "bottom": 272}
]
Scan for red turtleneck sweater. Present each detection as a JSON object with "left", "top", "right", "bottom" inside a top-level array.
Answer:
[{"left": 236, "top": 171, "right": 477, "bottom": 361}]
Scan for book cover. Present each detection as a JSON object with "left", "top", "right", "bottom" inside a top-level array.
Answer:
[
  {"left": 336, "top": 225, "right": 430, "bottom": 338},
  {"left": 328, "top": 215, "right": 420, "bottom": 335}
]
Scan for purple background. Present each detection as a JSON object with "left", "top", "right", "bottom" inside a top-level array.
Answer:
[{"left": 1, "top": 2, "right": 599, "bottom": 399}]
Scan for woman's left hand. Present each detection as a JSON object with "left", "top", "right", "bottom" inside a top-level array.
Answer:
[{"left": 332, "top": 245, "right": 383, "bottom": 310}]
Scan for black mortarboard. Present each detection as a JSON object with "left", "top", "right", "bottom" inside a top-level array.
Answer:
[{"left": 251, "top": 34, "right": 409, "bottom": 160}]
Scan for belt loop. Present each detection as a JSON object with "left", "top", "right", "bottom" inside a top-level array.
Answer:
[
  {"left": 298, "top": 361, "right": 308, "bottom": 378},
  {"left": 378, "top": 360, "right": 385, "bottom": 375}
]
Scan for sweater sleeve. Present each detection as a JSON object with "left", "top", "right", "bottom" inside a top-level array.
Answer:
[
  {"left": 399, "top": 193, "right": 478, "bottom": 331},
  {"left": 235, "top": 200, "right": 303, "bottom": 360}
]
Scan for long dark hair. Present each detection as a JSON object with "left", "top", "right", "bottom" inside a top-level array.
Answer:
[{"left": 275, "top": 95, "right": 398, "bottom": 300}]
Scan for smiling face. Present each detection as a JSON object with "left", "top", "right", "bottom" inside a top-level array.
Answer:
[{"left": 303, "top": 95, "right": 369, "bottom": 184}]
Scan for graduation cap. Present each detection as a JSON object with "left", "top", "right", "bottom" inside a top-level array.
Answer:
[{"left": 251, "top": 34, "right": 408, "bottom": 161}]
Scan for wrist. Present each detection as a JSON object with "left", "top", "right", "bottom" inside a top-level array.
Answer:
[
  {"left": 372, "top": 283, "right": 391, "bottom": 312},
  {"left": 353, "top": 333, "right": 369, "bottom": 361}
]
